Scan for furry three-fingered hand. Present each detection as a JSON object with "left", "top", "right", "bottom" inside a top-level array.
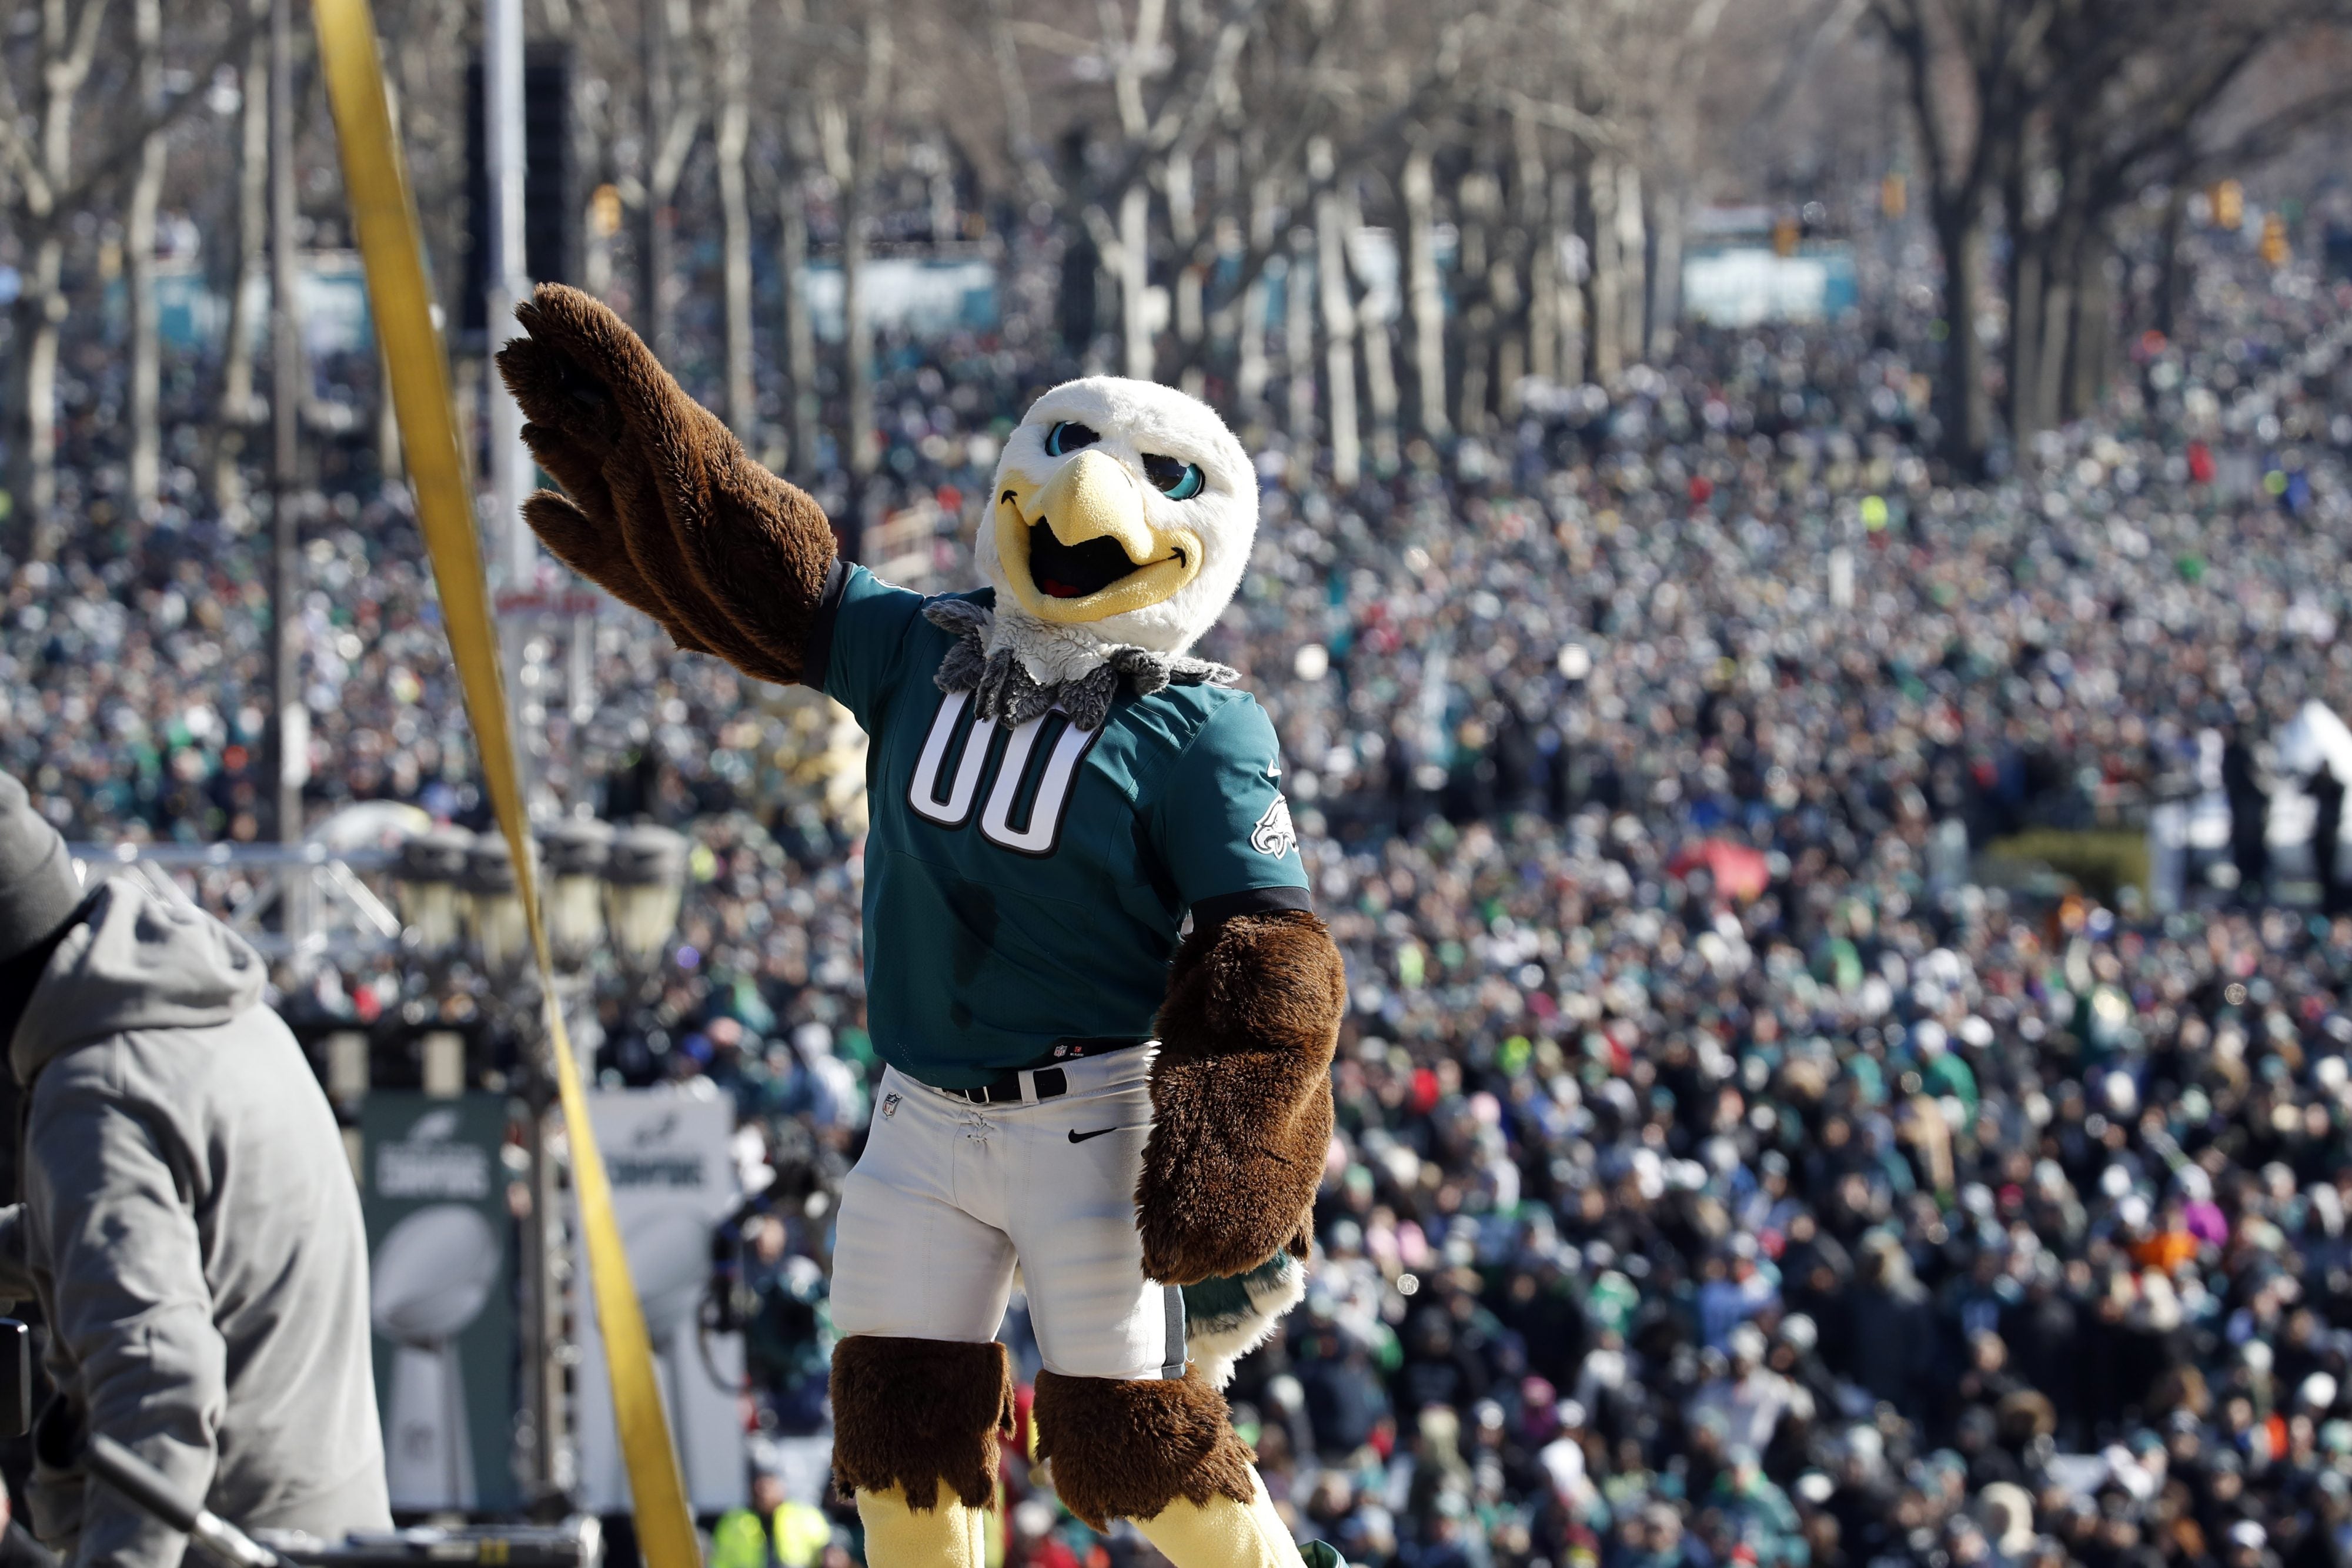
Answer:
[
  {"left": 496, "top": 283, "right": 836, "bottom": 684},
  {"left": 1137, "top": 910, "right": 1345, "bottom": 1285}
]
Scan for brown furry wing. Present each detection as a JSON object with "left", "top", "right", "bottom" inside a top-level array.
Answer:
[
  {"left": 1137, "top": 910, "right": 1345, "bottom": 1286},
  {"left": 497, "top": 283, "right": 835, "bottom": 684}
]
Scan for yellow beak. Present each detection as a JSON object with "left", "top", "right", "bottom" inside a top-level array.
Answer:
[{"left": 996, "top": 449, "right": 1204, "bottom": 624}]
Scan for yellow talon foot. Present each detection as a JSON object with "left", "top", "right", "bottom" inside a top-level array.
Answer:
[
  {"left": 855, "top": 1483, "right": 988, "bottom": 1568},
  {"left": 1131, "top": 1473, "right": 1307, "bottom": 1568}
]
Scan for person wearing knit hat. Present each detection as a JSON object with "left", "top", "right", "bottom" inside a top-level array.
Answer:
[
  {"left": 0, "top": 770, "right": 390, "bottom": 1568},
  {"left": 0, "top": 774, "right": 79, "bottom": 964},
  {"left": 0, "top": 774, "right": 90, "bottom": 1054}
]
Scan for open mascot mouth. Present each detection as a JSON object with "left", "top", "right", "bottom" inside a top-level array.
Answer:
[
  {"left": 993, "top": 446, "right": 1205, "bottom": 624},
  {"left": 1025, "top": 518, "right": 1187, "bottom": 599}
]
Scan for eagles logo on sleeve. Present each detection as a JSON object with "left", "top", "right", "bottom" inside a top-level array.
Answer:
[{"left": 1251, "top": 795, "right": 1298, "bottom": 859}]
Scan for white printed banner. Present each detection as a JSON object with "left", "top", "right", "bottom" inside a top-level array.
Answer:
[{"left": 570, "top": 1091, "right": 748, "bottom": 1514}]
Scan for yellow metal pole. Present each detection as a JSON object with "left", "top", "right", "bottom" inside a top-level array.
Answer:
[{"left": 308, "top": 5, "right": 699, "bottom": 1561}]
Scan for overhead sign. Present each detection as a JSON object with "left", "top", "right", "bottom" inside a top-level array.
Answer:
[
  {"left": 797, "top": 256, "right": 997, "bottom": 342},
  {"left": 1682, "top": 244, "right": 1858, "bottom": 326}
]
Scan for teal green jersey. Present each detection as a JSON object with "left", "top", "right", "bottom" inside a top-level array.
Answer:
[{"left": 807, "top": 564, "right": 1311, "bottom": 1089}]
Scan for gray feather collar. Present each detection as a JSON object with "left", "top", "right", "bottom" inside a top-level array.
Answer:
[{"left": 925, "top": 599, "right": 1236, "bottom": 731}]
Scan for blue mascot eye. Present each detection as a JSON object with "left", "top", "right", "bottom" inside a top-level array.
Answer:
[
  {"left": 1045, "top": 421, "right": 1100, "bottom": 457},
  {"left": 1141, "top": 454, "right": 1204, "bottom": 500}
]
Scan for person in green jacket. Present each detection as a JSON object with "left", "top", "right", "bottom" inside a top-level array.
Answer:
[{"left": 712, "top": 1472, "right": 837, "bottom": 1568}]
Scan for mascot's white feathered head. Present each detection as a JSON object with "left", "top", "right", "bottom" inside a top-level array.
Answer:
[{"left": 974, "top": 377, "right": 1257, "bottom": 680}]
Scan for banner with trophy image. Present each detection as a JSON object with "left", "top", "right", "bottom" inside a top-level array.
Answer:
[
  {"left": 570, "top": 1091, "right": 749, "bottom": 1514},
  {"left": 360, "top": 1092, "right": 521, "bottom": 1513}
]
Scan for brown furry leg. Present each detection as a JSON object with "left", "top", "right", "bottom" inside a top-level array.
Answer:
[
  {"left": 829, "top": 1336, "right": 1014, "bottom": 1509},
  {"left": 1033, "top": 1368, "right": 1258, "bottom": 1530}
]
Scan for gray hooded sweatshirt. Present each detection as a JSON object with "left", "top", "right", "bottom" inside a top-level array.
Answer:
[{"left": 0, "top": 880, "right": 389, "bottom": 1567}]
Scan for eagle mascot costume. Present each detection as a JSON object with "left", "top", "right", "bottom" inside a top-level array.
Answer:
[{"left": 500, "top": 286, "right": 1344, "bottom": 1568}]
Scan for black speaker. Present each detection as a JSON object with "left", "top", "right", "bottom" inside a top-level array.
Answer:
[
  {"left": 0, "top": 1318, "right": 26, "bottom": 1439},
  {"left": 462, "top": 42, "right": 576, "bottom": 343}
]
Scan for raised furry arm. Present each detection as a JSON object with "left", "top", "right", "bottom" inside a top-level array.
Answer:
[
  {"left": 496, "top": 283, "right": 837, "bottom": 685},
  {"left": 1137, "top": 910, "right": 1344, "bottom": 1286}
]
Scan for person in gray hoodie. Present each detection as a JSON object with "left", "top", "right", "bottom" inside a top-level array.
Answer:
[{"left": 0, "top": 774, "right": 389, "bottom": 1567}]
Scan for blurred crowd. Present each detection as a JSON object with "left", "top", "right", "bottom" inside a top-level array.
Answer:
[{"left": 14, "top": 228, "right": 2352, "bottom": 1568}]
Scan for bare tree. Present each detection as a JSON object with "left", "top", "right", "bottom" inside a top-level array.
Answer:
[
  {"left": 25, "top": 0, "right": 2327, "bottom": 564},
  {"left": 762, "top": 114, "right": 822, "bottom": 480},
  {"left": 767, "top": 112, "right": 822, "bottom": 481},
  {"left": 0, "top": 0, "right": 251, "bottom": 556},
  {"left": 0, "top": 0, "right": 114, "bottom": 552},
  {"left": 816, "top": 11, "right": 893, "bottom": 510},
  {"left": 637, "top": 0, "right": 701, "bottom": 355},
  {"left": 1611, "top": 160, "right": 1645, "bottom": 369},
  {"left": 1098, "top": 0, "right": 1163, "bottom": 379},
  {"left": 1235, "top": 176, "right": 1278, "bottom": 420},
  {"left": 213, "top": 0, "right": 270, "bottom": 517},
  {"left": 1285, "top": 220, "right": 1315, "bottom": 446},
  {"left": 1860, "top": 0, "right": 2352, "bottom": 467},
  {"left": 125, "top": 0, "right": 167, "bottom": 510},
  {"left": 1870, "top": 0, "right": 2052, "bottom": 474},
  {"left": 1348, "top": 178, "right": 1399, "bottom": 473},
  {"left": 2002, "top": 0, "right": 2352, "bottom": 443},
  {"left": 713, "top": 0, "right": 756, "bottom": 439},
  {"left": 1399, "top": 142, "right": 1448, "bottom": 439},
  {"left": 1311, "top": 138, "right": 1361, "bottom": 485}
]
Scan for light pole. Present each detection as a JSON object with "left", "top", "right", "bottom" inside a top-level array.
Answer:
[
  {"left": 484, "top": 0, "right": 546, "bottom": 819},
  {"left": 485, "top": 0, "right": 533, "bottom": 589},
  {"left": 268, "top": 0, "right": 307, "bottom": 939},
  {"left": 522, "top": 817, "right": 614, "bottom": 1502}
]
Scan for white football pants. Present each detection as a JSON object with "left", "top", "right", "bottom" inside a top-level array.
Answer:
[{"left": 829, "top": 1049, "right": 1187, "bottom": 1382}]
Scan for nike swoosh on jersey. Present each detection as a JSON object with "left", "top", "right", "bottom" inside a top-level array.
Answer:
[{"left": 1067, "top": 1127, "right": 1118, "bottom": 1144}]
